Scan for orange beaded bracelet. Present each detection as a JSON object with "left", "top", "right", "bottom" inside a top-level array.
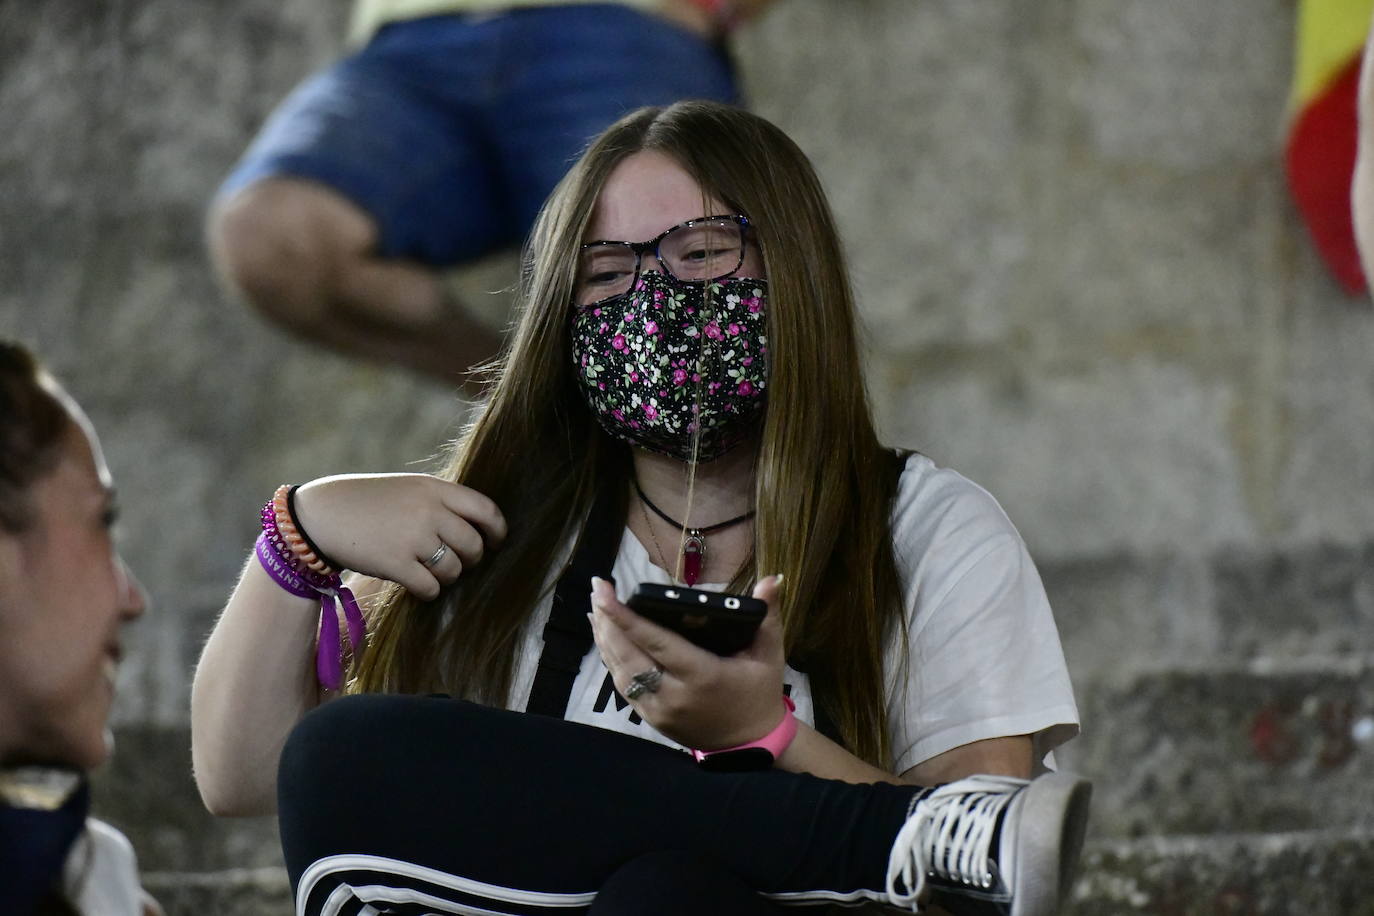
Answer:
[{"left": 271, "top": 484, "right": 335, "bottom": 575}]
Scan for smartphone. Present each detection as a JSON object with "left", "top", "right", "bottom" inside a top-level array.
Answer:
[{"left": 626, "top": 583, "right": 766, "bottom": 655}]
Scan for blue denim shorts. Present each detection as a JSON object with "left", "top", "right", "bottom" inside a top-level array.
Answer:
[{"left": 218, "top": 4, "right": 739, "bottom": 265}]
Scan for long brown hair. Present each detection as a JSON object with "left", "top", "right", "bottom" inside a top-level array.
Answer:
[{"left": 353, "top": 101, "right": 906, "bottom": 767}]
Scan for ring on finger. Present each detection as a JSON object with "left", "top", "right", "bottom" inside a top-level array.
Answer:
[
  {"left": 629, "top": 665, "right": 664, "bottom": 695},
  {"left": 423, "top": 543, "right": 449, "bottom": 569}
]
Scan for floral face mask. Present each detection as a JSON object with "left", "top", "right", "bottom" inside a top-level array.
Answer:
[{"left": 570, "top": 272, "right": 769, "bottom": 462}]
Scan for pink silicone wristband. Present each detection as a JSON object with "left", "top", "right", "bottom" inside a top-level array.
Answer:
[{"left": 691, "top": 695, "right": 797, "bottom": 763}]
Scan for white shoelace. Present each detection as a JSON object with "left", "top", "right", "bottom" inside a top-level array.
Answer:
[{"left": 885, "top": 774, "right": 1026, "bottom": 909}]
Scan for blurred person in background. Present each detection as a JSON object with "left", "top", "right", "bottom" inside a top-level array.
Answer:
[
  {"left": 208, "top": 0, "right": 776, "bottom": 390},
  {"left": 0, "top": 340, "right": 160, "bottom": 916}
]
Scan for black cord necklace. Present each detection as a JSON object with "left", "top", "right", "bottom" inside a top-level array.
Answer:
[{"left": 633, "top": 479, "right": 755, "bottom": 586}]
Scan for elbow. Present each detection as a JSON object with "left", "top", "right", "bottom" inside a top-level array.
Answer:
[
  {"left": 194, "top": 765, "right": 275, "bottom": 818},
  {"left": 196, "top": 784, "right": 239, "bottom": 819},
  {"left": 191, "top": 729, "right": 277, "bottom": 817}
]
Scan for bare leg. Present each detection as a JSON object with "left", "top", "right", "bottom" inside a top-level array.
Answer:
[{"left": 206, "top": 177, "right": 502, "bottom": 392}]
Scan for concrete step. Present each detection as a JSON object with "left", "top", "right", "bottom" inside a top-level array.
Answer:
[
  {"left": 139, "top": 830, "right": 1374, "bottom": 916},
  {"left": 1065, "top": 829, "right": 1374, "bottom": 916},
  {"left": 142, "top": 866, "right": 291, "bottom": 916},
  {"left": 89, "top": 725, "right": 281, "bottom": 872},
  {"left": 1056, "top": 657, "right": 1374, "bottom": 838},
  {"left": 1042, "top": 539, "right": 1374, "bottom": 679}
]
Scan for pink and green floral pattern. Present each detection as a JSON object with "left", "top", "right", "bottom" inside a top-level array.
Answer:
[{"left": 570, "top": 273, "right": 769, "bottom": 461}]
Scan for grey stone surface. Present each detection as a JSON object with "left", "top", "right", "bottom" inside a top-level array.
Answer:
[
  {"left": 743, "top": 2, "right": 1044, "bottom": 353},
  {"left": 881, "top": 359, "right": 1255, "bottom": 559},
  {"left": 1043, "top": 538, "right": 1374, "bottom": 681},
  {"left": 1059, "top": 661, "right": 1374, "bottom": 838},
  {"left": 1212, "top": 539, "right": 1374, "bottom": 660},
  {"left": 739, "top": 0, "right": 1364, "bottom": 563},
  {"left": 89, "top": 726, "right": 281, "bottom": 872},
  {"left": 1067, "top": 0, "right": 1291, "bottom": 171},
  {"left": 143, "top": 867, "right": 292, "bottom": 916},
  {"left": 1066, "top": 830, "right": 1374, "bottom": 916},
  {"left": 1278, "top": 244, "right": 1374, "bottom": 543},
  {"left": 1043, "top": 551, "right": 1221, "bottom": 683}
]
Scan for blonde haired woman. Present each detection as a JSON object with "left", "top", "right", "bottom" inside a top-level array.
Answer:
[{"left": 193, "top": 101, "right": 1087, "bottom": 916}]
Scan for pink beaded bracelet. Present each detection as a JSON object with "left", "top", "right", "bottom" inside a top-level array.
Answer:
[{"left": 257, "top": 493, "right": 365, "bottom": 691}]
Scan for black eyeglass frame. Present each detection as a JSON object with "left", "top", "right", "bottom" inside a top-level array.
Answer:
[{"left": 574, "top": 214, "right": 753, "bottom": 308}]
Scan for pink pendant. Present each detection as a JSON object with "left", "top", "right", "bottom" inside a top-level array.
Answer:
[{"left": 682, "top": 532, "right": 705, "bottom": 586}]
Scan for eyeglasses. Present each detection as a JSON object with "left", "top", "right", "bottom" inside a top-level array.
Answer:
[{"left": 574, "top": 214, "right": 751, "bottom": 307}]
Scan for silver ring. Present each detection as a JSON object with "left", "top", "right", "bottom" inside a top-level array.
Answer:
[
  {"left": 628, "top": 665, "right": 664, "bottom": 696},
  {"left": 423, "top": 543, "right": 449, "bottom": 569}
]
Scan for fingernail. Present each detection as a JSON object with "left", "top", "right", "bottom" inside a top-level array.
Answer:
[
  {"left": 590, "top": 576, "right": 605, "bottom": 588},
  {"left": 771, "top": 573, "right": 784, "bottom": 586}
]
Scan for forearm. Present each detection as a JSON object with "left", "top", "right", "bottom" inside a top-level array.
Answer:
[
  {"left": 776, "top": 726, "right": 1035, "bottom": 787},
  {"left": 775, "top": 722, "right": 903, "bottom": 784},
  {"left": 297, "top": 284, "right": 498, "bottom": 394},
  {"left": 190, "top": 555, "right": 323, "bottom": 816}
]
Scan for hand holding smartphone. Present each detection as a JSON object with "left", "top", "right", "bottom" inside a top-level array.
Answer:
[{"left": 626, "top": 583, "right": 766, "bottom": 655}]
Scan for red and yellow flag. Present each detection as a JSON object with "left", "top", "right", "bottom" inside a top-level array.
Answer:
[{"left": 1286, "top": 0, "right": 1374, "bottom": 294}]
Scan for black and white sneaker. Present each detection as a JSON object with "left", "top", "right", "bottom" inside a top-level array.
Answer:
[{"left": 885, "top": 772, "right": 1092, "bottom": 916}]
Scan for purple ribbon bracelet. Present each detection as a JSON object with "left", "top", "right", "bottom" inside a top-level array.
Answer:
[{"left": 256, "top": 503, "right": 366, "bottom": 691}]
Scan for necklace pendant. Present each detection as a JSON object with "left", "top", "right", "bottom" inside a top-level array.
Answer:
[{"left": 681, "top": 531, "right": 705, "bottom": 586}]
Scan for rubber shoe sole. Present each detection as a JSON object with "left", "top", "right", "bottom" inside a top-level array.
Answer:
[{"left": 1006, "top": 773, "right": 1093, "bottom": 916}]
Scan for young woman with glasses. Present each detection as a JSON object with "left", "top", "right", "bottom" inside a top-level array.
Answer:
[{"left": 192, "top": 101, "right": 1087, "bottom": 916}]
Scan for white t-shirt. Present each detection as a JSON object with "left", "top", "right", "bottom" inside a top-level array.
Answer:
[
  {"left": 507, "top": 453, "right": 1079, "bottom": 775},
  {"left": 63, "top": 818, "right": 144, "bottom": 915}
]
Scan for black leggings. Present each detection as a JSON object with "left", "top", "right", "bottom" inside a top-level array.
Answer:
[
  {"left": 591, "top": 850, "right": 788, "bottom": 915},
  {"left": 277, "top": 694, "right": 920, "bottom": 915}
]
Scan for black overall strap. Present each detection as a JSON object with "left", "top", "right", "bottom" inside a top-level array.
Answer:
[{"left": 526, "top": 489, "right": 622, "bottom": 719}]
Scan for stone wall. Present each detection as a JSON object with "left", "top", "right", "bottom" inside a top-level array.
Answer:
[
  {"left": 8, "top": 0, "right": 1366, "bottom": 723},
  {"left": 741, "top": 1, "right": 1372, "bottom": 667},
  {"left": 3, "top": 0, "right": 1374, "bottom": 910}
]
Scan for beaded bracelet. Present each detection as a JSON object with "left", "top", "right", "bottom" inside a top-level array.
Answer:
[
  {"left": 285, "top": 484, "right": 342, "bottom": 572},
  {"left": 257, "top": 492, "right": 366, "bottom": 691},
  {"left": 271, "top": 484, "right": 334, "bottom": 575}
]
